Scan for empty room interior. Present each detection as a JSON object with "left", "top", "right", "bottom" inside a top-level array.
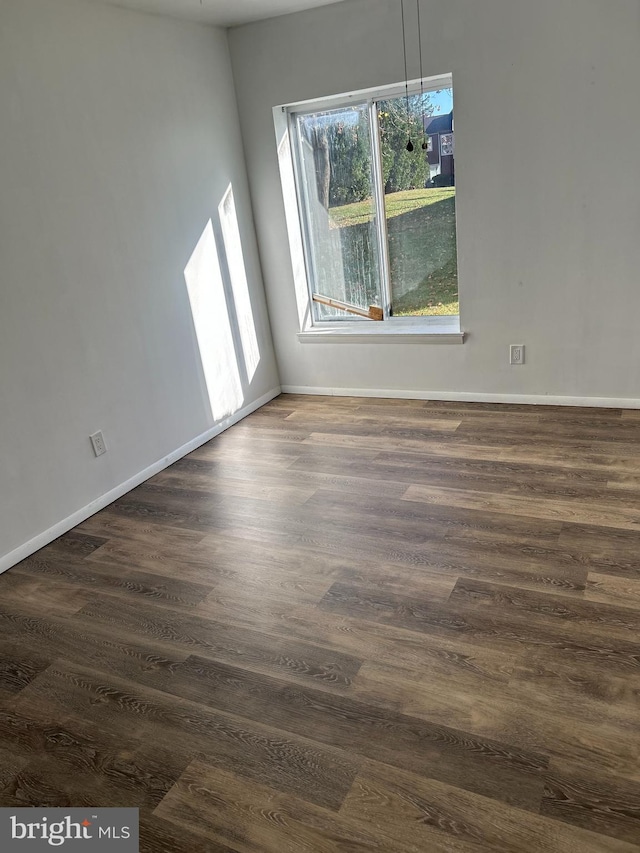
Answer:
[{"left": 2, "top": 0, "right": 640, "bottom": 850}]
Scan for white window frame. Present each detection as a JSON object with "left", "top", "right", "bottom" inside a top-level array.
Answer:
[
  {"left": 277, "top": 74, "right": 464, "bottom": 344},
  {"left": 289, "top": 100, "right": 381, "bottom": 324}
]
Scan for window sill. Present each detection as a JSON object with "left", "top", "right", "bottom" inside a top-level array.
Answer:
[{"left": 297, "top": 318, "right": 465, "bottom": 344}]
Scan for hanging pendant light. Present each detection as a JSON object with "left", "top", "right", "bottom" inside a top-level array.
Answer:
[
  {"left": 400, "top": 0, "right": 428, "bottom": 152},
  {"left": 417, "top": 0, "right": 429, "bottom": 150}
]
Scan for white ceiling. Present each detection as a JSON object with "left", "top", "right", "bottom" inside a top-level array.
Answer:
[{"left": 91, "top": 0, "right": 349, "bottom": 27}]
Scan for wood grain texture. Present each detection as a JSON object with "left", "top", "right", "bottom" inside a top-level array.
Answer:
[
  {"left": 403, "top": 482, "right": 640, "bottom": 531},
  {"left": 12, "top": 660, "right": 358, "bottom": 812},
  {"left": 1, "top": 393, "right": 639, "bottom": 851},
  {"left": 156, "top": 759, "right": 485, "bottom": 853},
  {"left": 341, "top": 761, "right": 639, "bottom": 853},
  {"left": 541, "top": 760, "right": 640, "bottom": 844}
]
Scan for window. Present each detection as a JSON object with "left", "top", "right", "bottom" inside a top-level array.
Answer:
[
  {"left": 288, "top": 75, "right": 458, "bottom": 327},
  {"left": 440, "top": 133, "right": 454, "bottom": 157},
  {"left": 294, "top": 104, "right": 381, "bottom": 321}
]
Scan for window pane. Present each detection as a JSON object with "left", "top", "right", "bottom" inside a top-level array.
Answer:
[
  {"left": 296, "top": 105, "right": 380, "bottom": 320},
  {"left": 378, "top": 89, "right": 458, "bottom": 317}
]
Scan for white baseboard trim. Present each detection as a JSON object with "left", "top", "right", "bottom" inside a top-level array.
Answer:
[
  {"left": 281, "top": 385, "right": 640, "bottom": 410},
  {"left": 0, "top": 387, "right": 281, "bottom": 576}
]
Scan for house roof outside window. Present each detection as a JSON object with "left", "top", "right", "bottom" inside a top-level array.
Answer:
[{"left": 424, "top": 110, "right": 453, "bottom": 135}]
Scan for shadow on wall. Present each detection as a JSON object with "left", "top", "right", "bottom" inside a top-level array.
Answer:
[{"left": 183, "top": 185, "right": 262, "bottom": 425}]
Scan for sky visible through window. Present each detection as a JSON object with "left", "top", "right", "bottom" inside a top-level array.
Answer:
[{"left": 430, "top": 88, "right": 453, "bottom": 115}]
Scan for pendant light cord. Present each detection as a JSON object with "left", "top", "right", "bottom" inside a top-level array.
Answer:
[
  {"left": 416, "top": 0, "right": 427, "bottom": 147},
  {"left": 400, "top": 0, "right": 413, "bottom": 150}
]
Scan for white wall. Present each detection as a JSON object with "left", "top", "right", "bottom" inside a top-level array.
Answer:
[
  {"left": 0, "top": 0, "right": 280, "bottom": 568},
  {"left": 229, "top": 0, "right": 640, "bottom": 402}
]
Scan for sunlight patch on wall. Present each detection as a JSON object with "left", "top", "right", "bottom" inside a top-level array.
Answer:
[
  {"left": 184, "top": 220, "right": 243, "bottom": 422},
  {"left": 219, "top": 185, "right": 260, "bottom": 383}
]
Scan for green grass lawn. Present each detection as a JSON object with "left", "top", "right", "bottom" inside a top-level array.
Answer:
[
  {"left": 329, "top": 187, "right": 455, "bottom": 227},
  {"left": 392, "top": 256, "right": 458, "bottom": 316},
  {"left": 329, "top": 188, "right": 459, "bottom": 317}
]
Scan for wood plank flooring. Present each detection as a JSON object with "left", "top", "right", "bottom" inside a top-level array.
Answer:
[{"left": 1, "top": 393, "right": 640, "bottom": 851}]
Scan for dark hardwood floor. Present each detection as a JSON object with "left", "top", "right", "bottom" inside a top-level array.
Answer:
[{"left": 1, "top": 393, "right": 640, "bottom": 851}]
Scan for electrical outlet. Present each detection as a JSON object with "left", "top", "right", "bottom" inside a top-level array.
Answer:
[
  {"left": 90, "top": 431, "right": 107, "bottom": 457},
  {"left": 510, "top": 345, "right": 525, "bottom": 365}
]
